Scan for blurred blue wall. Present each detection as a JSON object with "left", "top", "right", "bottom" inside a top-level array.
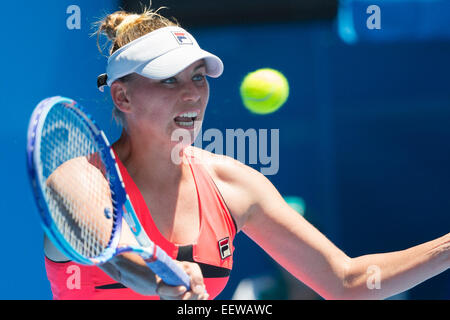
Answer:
[
  {"left": 1, "top": 1, "right": 448, "bottom": 299},
  {"left": 0, "top": 0, "right": 118, "bottom": 299}
]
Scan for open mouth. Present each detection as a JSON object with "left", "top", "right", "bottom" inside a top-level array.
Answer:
[{"left": 174, "top": 111, "right": 200, "bottom": 128}]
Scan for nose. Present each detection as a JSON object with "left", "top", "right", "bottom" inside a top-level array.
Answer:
[{"left": 180, "top": 81, "right": 202, "bottom": 103}]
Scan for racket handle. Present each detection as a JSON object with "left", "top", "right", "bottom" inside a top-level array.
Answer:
[{"left": 145, "top": 246, "right": 191, "bottom": 289}]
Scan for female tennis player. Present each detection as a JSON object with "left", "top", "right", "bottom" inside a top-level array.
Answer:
[{"left": 44, "top": 8, "right": 449, "bottom": 300}]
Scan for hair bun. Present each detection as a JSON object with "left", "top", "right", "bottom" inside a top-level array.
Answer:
[
  {"left": 95, "top": 7, "right": 178, "bottom": 56},
  {"left": 100, "top": 11, "right": 130, "bottom": 41}
]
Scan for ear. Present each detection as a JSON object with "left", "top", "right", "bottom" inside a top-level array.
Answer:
[{"left": 110, "top": 81, "right": 132, "bottom": 114}]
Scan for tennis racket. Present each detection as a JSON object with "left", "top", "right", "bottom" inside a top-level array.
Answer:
[{"left": 26, "top": 96, "right": 191, "bottom": 289}]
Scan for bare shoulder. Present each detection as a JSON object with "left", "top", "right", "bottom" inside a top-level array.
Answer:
[
  {"left": 186, "top": 147, "right": 283, "bottom": 231},
  {"left": 47, "top": 156, "right": 107, "bottom": 191},
  {"left": 47, "top": 157, "right": 89, "bottom": 183}
]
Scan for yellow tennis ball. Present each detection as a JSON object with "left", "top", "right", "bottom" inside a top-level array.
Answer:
[{"left": 240, "top": 68, "right": 289, "bottom": 115}]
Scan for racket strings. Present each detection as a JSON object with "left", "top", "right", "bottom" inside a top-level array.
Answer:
[{"left": 40, "top": 104, "right": 117, "bottom": 259}]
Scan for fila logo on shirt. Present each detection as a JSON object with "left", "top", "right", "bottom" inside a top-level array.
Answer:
[
  {"left": 172, "top": 31, "right": 193, "bottom": 45},
  {"left": 218, "top": 237, "right": 231, "bottom": 260}
]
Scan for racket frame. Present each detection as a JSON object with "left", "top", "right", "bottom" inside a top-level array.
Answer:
[
  {"left": 27, "top": 96, "right": 123, "bottom": 265},
  {"left": 27, "top": 96, "right": 191, "bottom": 289}
]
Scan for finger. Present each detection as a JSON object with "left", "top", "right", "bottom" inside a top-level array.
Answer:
[
  {"left": 157, "top": 283, "right": 187, "bottom": 299},
  {"left": 182, "top": 291, "right": 193, "bottom": 300},
  {"left": 182, "top": 289, "right": 209, "bottom": 300},
  {"left": 156, "top": 261, "right": 207, "bottom": 300},
  {"left": 184, "top": 263, "right": 206, "bottom": 295},
  {"left": 193, "top": 284, "right": 206, "bottom": 296},
  {"left": 199, "top": 291, "right": 210, "bottom": 300}
]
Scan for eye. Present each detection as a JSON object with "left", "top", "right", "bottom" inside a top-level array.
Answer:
[
  {"left": 192, "top": 74, "right": 205, "bottom": 82},
  {"left": 161, "top": 77, "right": 177, "bottom": 84}
]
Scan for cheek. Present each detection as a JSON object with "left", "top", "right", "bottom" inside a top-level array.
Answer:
[
  {"left": 201, "top": 82, "right": 210, "bottom": 107},
  {"left": 132, "top": 92, "right": 171, "bottom": 120}
]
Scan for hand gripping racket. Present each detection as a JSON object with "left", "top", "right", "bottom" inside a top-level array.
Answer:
[{"left": 26, "top": 96, "right": 191, "bottom": 289}]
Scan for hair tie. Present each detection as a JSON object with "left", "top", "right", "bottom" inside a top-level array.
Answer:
[{"left": 115, "top": 14, "right": 141, "bottom": 36}]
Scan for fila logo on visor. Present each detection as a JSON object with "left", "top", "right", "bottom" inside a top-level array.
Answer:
[
  {"left": 172, "top": 31, "right": 193, "bottom": 45},
  {"left": 218, "top": 237, "right": 231, "bottom": 260}
]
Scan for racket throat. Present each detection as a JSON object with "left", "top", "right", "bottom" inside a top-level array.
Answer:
[
  {"left": 142, "top": 244, "right": 158, "bottom": 263},
  {"left": 117, "top": 244, "right": 158, "bottom": 262}
]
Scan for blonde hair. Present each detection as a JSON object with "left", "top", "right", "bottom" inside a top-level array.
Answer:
[{"left": 95, "top": 7, "right": 179, "bottom": 126}]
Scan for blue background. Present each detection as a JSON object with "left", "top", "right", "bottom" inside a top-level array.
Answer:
[{"left": 1, "top": 0, "right": 448, "bottom": 299}]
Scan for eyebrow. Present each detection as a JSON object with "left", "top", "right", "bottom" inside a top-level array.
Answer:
[{"left": 193, "top": 63, "right": 206, "bottom": 72}]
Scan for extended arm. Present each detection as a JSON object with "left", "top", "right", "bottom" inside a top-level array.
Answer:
[
  {"left": 216, "top": 157, "right": 449, "bottom": 299},
  {"left": 342, "top": 233, "right": 449, "bottom": 299}
]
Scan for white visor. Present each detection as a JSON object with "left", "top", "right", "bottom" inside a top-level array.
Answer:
[{"left": 98, "top": 26, "right": 223, "bottom": 91}]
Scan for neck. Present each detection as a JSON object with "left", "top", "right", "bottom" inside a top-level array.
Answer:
[{"left": 112, "top": 129, "right": 190, "bottom": 190}]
